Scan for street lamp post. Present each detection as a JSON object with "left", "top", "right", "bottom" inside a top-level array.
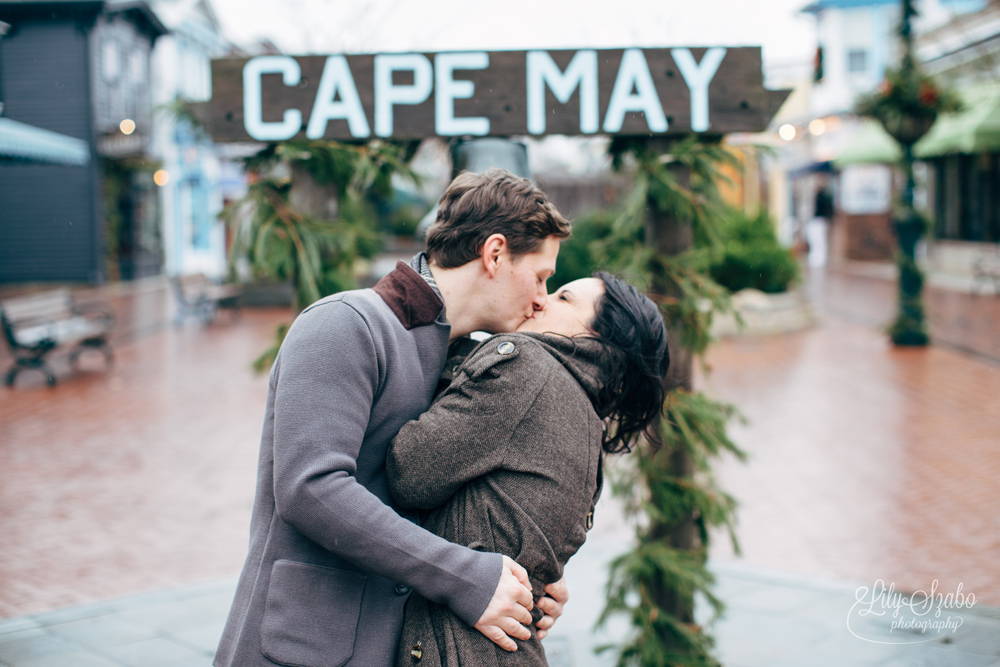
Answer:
[
  {"left": 888, "top": 0, "right": 931, "bottom": 346},
  {"left": 859, "top": 0, "right": 952, "bottom": 345}
]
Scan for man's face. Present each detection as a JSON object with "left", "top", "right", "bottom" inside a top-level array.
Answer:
[{"left": 483, "top": 236, "right": 560, "bottom": 333}]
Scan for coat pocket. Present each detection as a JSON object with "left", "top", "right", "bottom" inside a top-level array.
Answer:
[{"left": 260, "top": 560, "right": 367, "bottom": 667}]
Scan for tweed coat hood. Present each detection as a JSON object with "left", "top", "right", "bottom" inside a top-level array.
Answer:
[{"left": 386, "top": 332, "right": 610, "bottom": 667}]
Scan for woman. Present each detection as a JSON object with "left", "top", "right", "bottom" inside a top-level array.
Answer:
[{"left": 386, "top": 272, "right": 669, "bottom": 667}]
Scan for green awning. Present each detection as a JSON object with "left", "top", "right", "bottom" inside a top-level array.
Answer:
[
  {"left": 0, "top": 117, "right": 90, "bottom": 166},
  {"left": 832, "top": 119, "right": 902, "bottom": 168},
  {"left": 914, "top": 83, "right": 1000, "bottom": 158}
]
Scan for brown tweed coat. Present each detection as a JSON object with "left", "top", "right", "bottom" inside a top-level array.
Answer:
[{"left": 386, "top": 332, "right": 608, "bottom": 667}]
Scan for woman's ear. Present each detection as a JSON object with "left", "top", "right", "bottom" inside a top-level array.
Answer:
[{"left": 480, "top": 234, "right": 508, "bottom": 279}]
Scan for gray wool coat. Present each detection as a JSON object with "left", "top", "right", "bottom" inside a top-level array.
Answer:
[
  {"left": 214, "top": 259, "right": 502, "bottom": 667},
  {"left": 386, "top": 332, "right": 608, "bottom": 667}
]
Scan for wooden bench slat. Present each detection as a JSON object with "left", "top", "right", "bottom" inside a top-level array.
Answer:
[
  {"left": 15, "top": 317, "right": 110, "bottom": 347},
  {"left": 1, "top": 289, "right": 75, "bottom": 323}
]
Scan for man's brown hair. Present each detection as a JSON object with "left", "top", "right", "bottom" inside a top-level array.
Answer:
[{"left": 425, "top": 168, "right": 571, "bottom": 269}]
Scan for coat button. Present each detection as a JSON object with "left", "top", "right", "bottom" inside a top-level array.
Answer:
[
  {"left": 497, "top": 341, "right": 515, "bottom": 355},
  {"left": 410, "top": 641, "right": 423, "bottom": 662},
  {"left": 395, "top": 583, "right": 411, "bottom": 595},
  {"left": 585, "top": 511, "right": 594, "bottom": 530}
]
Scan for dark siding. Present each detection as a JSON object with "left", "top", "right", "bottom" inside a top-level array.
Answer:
[
  {"left": 0, "top": 17, "right": 99, "bottom": 283},
  {"left": 0, "top": 164, "right": 97, "bottom": 282},
  {"left": 0, "top": 19, "right": 91, "bottom": 139}
]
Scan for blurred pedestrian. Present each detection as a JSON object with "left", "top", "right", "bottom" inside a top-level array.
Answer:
[
  {"left": 214, "top": 169, "right": 571, "bottom": 667},
  {"left": 807, "top": 175, "right": 835, "bottom": 267},
  {"left": 387, "top": 272, "right": 669, "bottom": 667}
]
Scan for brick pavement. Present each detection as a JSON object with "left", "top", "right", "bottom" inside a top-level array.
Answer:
[
  {"left": 0, "top": 307, "right": 291, "bottom": 619},
  {"left": 811, "top": 264, "right": 1000, "bottom": 362},
  {"left": 702, "top": 311, "right": 1000, "bottom": 606},
  {"left": 1, "top": 263, "right": 998, "bottom": 631}
]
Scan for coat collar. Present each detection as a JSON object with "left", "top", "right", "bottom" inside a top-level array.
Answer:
[{"left": 373, "top": 260, "right": 444, "bottom": 330}]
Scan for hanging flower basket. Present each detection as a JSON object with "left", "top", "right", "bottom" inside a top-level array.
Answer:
[
  {"left": 856, "top": 68, "right": 961, "bottom": 146},
  {"left": 877, "top": 112, "right": 937, "bottom": 146}
]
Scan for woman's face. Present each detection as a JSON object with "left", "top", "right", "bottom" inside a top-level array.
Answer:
[{"left": 516, "top": 277, "right": 603, "bottom": 337}]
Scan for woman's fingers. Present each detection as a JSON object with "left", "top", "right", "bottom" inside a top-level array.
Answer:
[
  {"left": 544, "top": 578, "right": 569, "bottom": 607},
  {"left": 535, "top": 612, "right": 554, "bottom": 639},
  {"left": 534, "top": 576, "right": 569, "bottom": 640}
]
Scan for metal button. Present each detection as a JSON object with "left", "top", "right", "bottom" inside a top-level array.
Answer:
[
  {"left": 395, "top": 583, "right": 410, "bottom": 595},
  {"left": 497, "top": 341, "right": 516, "bottom": 355},
  {"left": 410, "top": 642, "right": 423, "bottom": 662}
]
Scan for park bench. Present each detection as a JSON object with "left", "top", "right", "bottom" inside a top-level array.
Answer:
[
  {"left": 171, "top": 274, "right": 242, "bottom": 324},
  {"left": 972, "top": 251, "right": 1000, "bottom": 295},
  {"left": 0, "top": 288, "right": 115, "bottom": 387}
]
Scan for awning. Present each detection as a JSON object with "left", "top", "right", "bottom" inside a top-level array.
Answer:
[
  {"left": 832, "top": 119, "right": 901, "bottom": 168},
  {"left": 0, "top": 118, "right": 90, "bottom": 166},
  {"left": 914, "top": 83, "right": 1000, "bottom": 158}
]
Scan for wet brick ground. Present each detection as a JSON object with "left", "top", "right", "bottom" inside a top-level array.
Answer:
[
  {"left": 0, "top": 303, "right": 291, "bottom": 618},
  {"left": 0, "top": 265, "right": 997, "bottom": 626},
  {"left": 704, "top": 270, "right": 1000, "bottom": 606}
]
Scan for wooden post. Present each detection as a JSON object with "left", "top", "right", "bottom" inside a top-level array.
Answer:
[{"left": 643, "top": 137, "right": 696, "bottom": 628}]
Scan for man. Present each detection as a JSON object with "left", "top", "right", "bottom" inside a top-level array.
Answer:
[{"left": 215, "top": 169, "right": 572, "bottom": 667}]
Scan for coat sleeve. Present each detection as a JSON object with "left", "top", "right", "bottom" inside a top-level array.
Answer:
[
  {"left": 270, "top": 300, "right": 501, "bottom": 628},
  {"left": 386, "top": 335, "right": 551, "bottom": 510}
]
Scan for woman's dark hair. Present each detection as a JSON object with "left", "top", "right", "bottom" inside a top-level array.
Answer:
[{"left": 589, "top": 272, "right": 669, "bottom": 454}]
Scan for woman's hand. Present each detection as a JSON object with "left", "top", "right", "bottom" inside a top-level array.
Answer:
[{"left": 535, "top": 577, "right": 569, "bottom": 639}]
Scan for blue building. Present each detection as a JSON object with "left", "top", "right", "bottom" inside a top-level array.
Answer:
[{"left": 149, "top": 0, "right": 234, "bottom": 279}]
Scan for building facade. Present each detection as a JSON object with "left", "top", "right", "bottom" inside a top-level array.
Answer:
[
  {"left": 0, "top": 0, "right": 166, "bottom": 284},
  {"left": 768, "top": 0, "right": 990, "bottom": 266},
  {"left": 148, "top": 0, "right": 231, "bottom": 279}
]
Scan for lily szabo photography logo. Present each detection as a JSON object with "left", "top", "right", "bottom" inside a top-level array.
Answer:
[{"left": 848, "top": 579, "right": 977, "bottom": 644}]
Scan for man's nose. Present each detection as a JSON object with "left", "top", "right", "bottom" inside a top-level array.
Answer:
[{"left": 532, "top": 288, "right": 548, "bottom": 312}]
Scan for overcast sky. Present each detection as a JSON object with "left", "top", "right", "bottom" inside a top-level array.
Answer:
[{"left": 209, "top": 0, "right": 818, "bottom": 70}]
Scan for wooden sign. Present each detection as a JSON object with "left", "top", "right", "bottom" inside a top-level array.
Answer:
[{"left": 196, "top": 47, "right": 790, "bottom": 142}]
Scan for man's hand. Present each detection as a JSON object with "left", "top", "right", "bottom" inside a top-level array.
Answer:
[
  {"left": 474, "top": 556, "right": 534, "bottom": 651},
  {"left": 535, "top": 577, "right": 568, "bottom": 640}
]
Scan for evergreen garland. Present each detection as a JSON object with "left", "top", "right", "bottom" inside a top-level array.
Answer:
[
  {"left": 596, "top": 139, "right": 749, "bottom": 667},
  {"left": 223, "top": 139, "right": 419, "bottom": 371}
]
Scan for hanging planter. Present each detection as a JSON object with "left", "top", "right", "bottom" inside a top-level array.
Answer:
[
  {"left": 856, "top": 69, "right": 961, "bottom": 146},
  {"left": 879, "top": 112, "right": 937, "bottom": 147}
]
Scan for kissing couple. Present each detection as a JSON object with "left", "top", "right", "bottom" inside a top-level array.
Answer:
[{"left": 215, "top": 168, "right": 669, "bottom": 667}]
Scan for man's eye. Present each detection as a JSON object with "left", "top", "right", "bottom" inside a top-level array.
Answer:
[{"left": 558, "top": 293, "right": 569, "bottom": 302}]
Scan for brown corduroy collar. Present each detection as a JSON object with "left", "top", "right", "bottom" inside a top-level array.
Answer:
[{"left": 372, "top": 261, "right": 444, "bottom": 330}]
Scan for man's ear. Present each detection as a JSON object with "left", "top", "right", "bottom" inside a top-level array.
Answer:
[{"left": 480, "top": 234, "right": 508, "bottom": 279}]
